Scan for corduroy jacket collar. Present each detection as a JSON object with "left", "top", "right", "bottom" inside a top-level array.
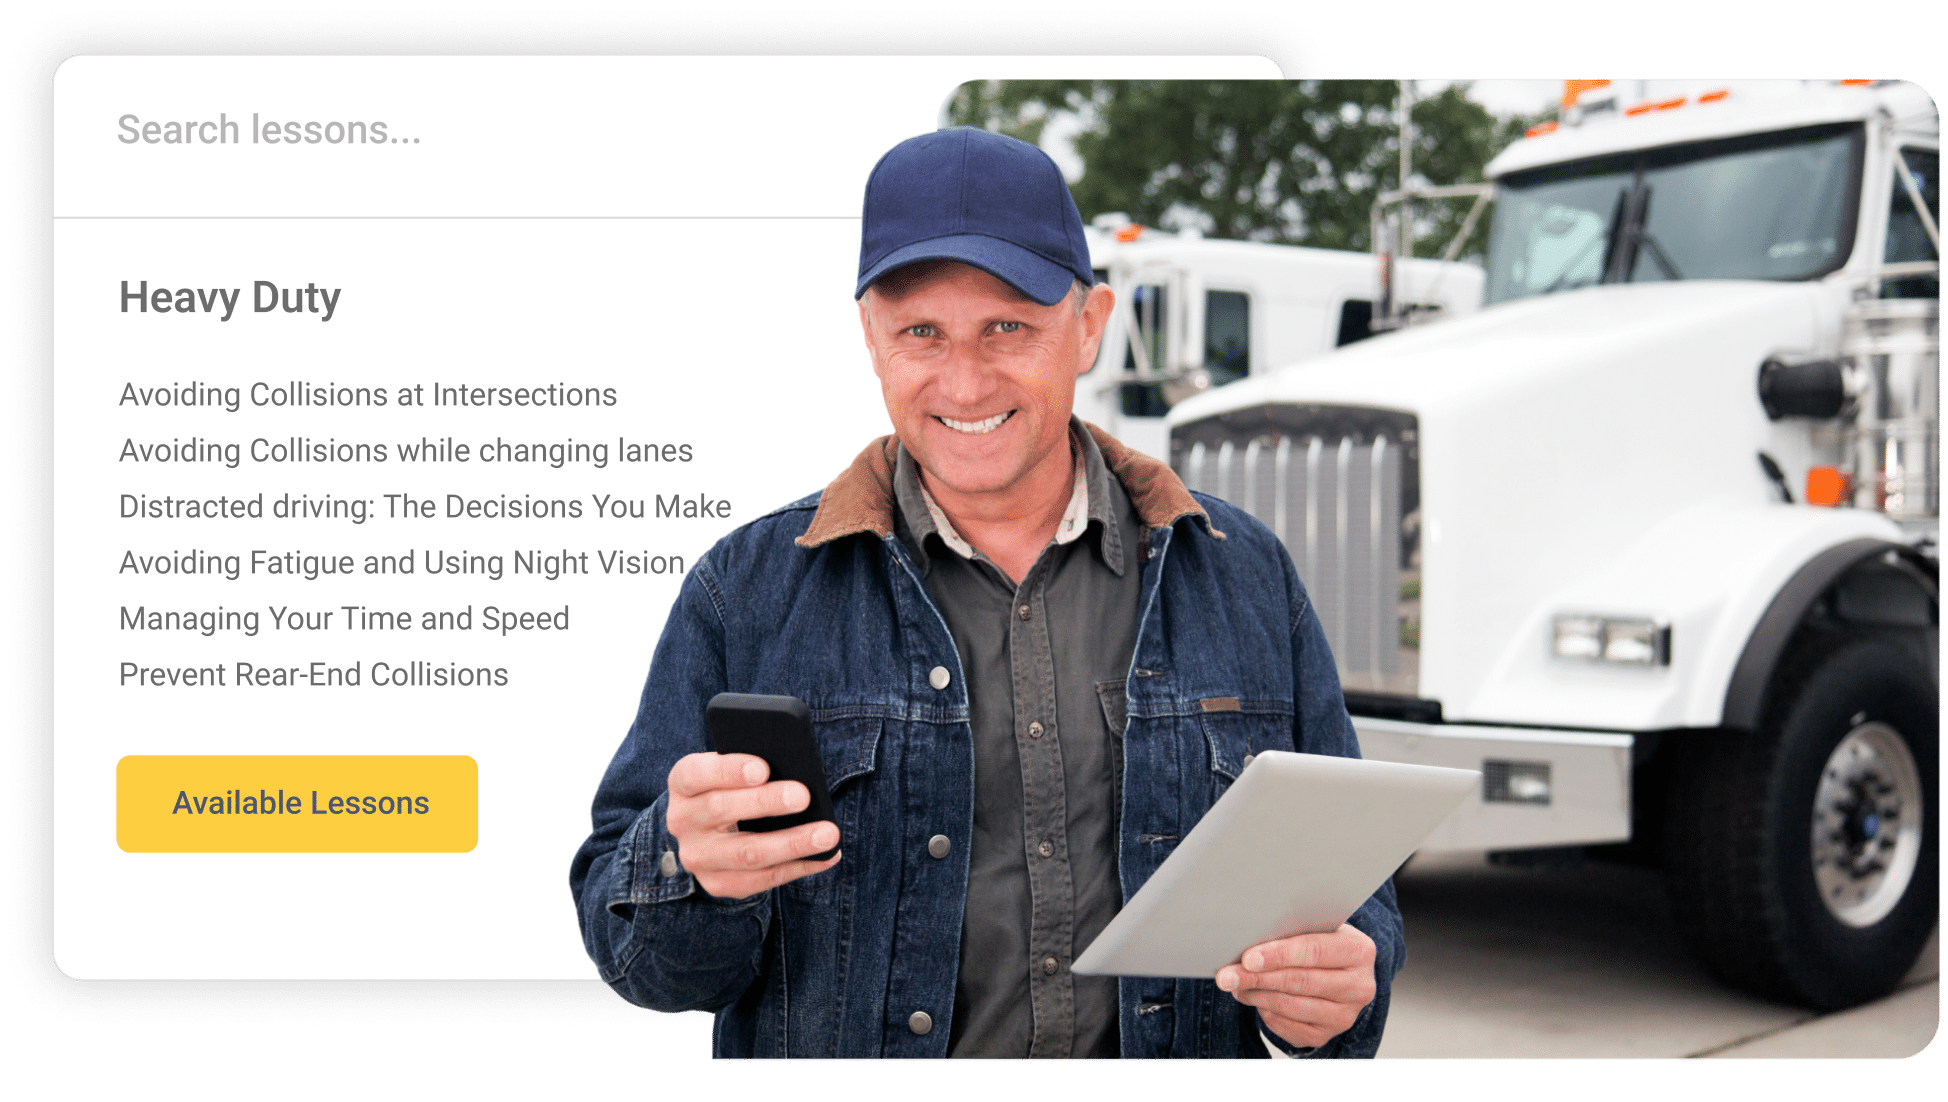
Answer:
[{"left": 794, "top": 420, "right": 1219, "bottom": 548}]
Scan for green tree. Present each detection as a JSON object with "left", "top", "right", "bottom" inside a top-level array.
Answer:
[{"left": 945, "top": 80, "right": 1551, "bottom": 261}]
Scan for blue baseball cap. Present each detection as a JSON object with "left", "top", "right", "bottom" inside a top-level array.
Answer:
[{"left": 855, "top": 127, "right": 1095, "bottom": 306}]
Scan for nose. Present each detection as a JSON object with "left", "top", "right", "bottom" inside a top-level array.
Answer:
[{"left": 936, "top": 338, "right": 995, "bottom": 407}]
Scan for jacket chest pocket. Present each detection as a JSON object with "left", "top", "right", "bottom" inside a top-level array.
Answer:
[
  {"left": 1197, "top": 706, "right": 1295, "bottom": 784},
  {"left": 1123, "top": 702, "right": 1295, "bottom": 870},
  {"left": 782, "top": 715, "right": 883, "bottom": 899}
]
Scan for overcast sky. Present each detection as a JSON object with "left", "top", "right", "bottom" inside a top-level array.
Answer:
[{"left": 1433, "top": 78, "right": 1560, "bottom": 116}]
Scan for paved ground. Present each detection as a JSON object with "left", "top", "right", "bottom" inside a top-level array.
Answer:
[{"left": 1377, "top": 850, "right": 1939, "bottom": 1058}]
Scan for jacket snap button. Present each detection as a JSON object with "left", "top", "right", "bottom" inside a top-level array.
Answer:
[
  {"left": 929, "top": 666, "right": 951, "bottom": 690},
  {"left": 1028, "top": 721, "right": 1044, "bottom": 739},
  {"left": 1042, "top": 956, "right": 1059, "bottom": 975},
  {"left": 659, "top": 850, "right": 678, "bottom": 877},
  {"left": 908, "top": 1010, "right": 933, "bottom": 1035},
  {"left": 1018, "top": 604, "right": 1032, "bottom": 621},
  {"left": 927, "top": 834, "right": 951, "bottom": 859},
  {"left": 1242, "top": 753, "right": 1257, "bottom": 771},
  {"left": 1037, "top": 838, "right": 1053, "bottom": 859}
]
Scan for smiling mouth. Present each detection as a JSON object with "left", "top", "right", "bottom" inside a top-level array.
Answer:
[{"left": 936, "top": 411, "right": 1014, "bottom": 435}]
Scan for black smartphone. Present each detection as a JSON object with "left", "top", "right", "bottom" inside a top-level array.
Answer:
[{"left": 705, "top": 692, "right": 839, "bottom": 861}]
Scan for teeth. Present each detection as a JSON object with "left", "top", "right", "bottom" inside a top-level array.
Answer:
[{"left": 938, "top": 411, "right": 1013, "bottom": 435}]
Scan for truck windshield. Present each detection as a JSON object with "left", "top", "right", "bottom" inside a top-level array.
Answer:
[{"left": 1484, "top": 123, "right": 1862, "bottom": 305}]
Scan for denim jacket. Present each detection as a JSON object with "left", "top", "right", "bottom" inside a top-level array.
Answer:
[{"left": 569, "top": 424, "right": 1404, "bottom": 1058}]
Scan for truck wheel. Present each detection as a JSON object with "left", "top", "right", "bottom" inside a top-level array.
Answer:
[{"left": 1665, "top": 634, "right": 1938, "bottom": 1009}]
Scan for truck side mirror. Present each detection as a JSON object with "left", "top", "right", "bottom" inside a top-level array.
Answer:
[{"left": 1757, "top": 358, "right": 1846, "bottom": 419}]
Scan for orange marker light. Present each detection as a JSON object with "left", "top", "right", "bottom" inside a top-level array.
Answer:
[
  {"left": 1114, "top": 224, "right": 1144, "bottom": 243},
  {"left": 1562, "top": 80, "right": 1611, "bottom": 110},
  {"left": 1627, "top": 96, "right": 1688, "bottom": 117},
  {"left": 1526, "top": 121, "right": 1559, "bottom": 138},
  {"left": 1841, "top": 79, "right": 1874, "bottom": 86},
  {"left": 1806, "top": 466, "right": 1851, "bottom": 506},
  {"left": 1698, "top": 88, "right": 1730, "bottom": 103}
]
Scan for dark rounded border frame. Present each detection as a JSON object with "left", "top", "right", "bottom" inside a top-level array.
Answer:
[{"left": 11, "top": 17, "right": 1309, "bottom": 1020}]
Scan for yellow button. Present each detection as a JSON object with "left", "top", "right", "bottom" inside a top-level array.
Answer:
[{"left": 117, "top": 755, "right": 477, "bottom": 853}]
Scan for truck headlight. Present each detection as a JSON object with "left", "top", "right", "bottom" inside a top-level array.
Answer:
[
  {"left": 1552, "top": 615, "right": 1669, "bottom": 666},
  {"left": 1552, "top": 616, "right": 1604, "bottom": 659}
]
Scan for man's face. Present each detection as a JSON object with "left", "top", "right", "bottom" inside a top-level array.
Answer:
[{"left": 860, "top": 262, "right": 1113, "bottom": 505}]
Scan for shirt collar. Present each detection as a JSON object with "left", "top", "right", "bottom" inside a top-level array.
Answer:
[
  {"left": 891, "top": 419, "right": 1127, "bottom": 577},
  {"left": 796, "top": 419, "right": 1219, "bottom": 550}
]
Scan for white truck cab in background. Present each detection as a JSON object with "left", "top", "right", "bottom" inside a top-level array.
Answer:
[
  {"left": 1167, "top": 80, "right": 1939, "bottom": 1011},
  {"left": 1071, "top": 218, "right": 1482, "bottom": 461}
]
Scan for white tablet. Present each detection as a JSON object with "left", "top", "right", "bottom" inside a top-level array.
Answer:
[{"left": 1072, "top": 750, "right": 1476, "bottom": 977}]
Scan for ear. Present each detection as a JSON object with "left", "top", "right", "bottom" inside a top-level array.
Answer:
[{"left": 1074, "top": 283, "right": 1116, "bottom": 377}]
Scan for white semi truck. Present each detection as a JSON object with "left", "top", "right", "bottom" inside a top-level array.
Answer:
[
  {"left": 1164, "top": 80, "right": 1939, "bottom": 1010},
  {"left": 1070, "top": 219, "right": 1482, "bottom": 461}
]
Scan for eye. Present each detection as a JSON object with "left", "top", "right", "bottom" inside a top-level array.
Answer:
[
  {"left": 994, "top": 321, "right": 1023, "bottom": 334},
  {"left": 905, "top": 324, "right": 937, "bottom": 338}
]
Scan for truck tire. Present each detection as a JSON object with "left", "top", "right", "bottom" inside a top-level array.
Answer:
[{"left": 1665, "top": 633, "right": 1938, "bottom": 1009}]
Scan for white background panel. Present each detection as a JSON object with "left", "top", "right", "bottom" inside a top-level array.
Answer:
[{"left": 54, "top": 55, "right": 1275, "bottom": 979}]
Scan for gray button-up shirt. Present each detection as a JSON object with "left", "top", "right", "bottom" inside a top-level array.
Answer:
[{"left": 892, "top": 422, "right": 1144, "bottom": 1058}]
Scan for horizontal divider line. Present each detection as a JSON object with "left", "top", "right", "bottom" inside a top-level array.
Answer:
[{"left": 56, "top": 214, "right": 862, "bottom": 220}]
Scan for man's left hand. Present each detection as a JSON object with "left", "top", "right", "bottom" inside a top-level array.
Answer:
[{"left": 1215, "top": 923, "right": 1377, "bottom": 1051}]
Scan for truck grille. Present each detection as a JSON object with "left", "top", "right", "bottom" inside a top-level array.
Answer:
[{"left": 1171, "top": 405, "right": 1420, "bottom": 698}]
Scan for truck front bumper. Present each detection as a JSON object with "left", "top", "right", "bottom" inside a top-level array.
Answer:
[{"left": 1353, "top": 716, "right": 1633, "bottom": 852}]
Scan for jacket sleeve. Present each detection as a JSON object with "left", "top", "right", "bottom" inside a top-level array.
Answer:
[
  {"left": 567, "top": 556, "right": 774, "bottom": 1012},
  {"left": 1262, "top": 566, "right": 1408, "bottom": 1059}
]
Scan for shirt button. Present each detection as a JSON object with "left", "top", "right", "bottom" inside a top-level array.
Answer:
[
  {"left": 927, "top": 834, "right": 952, "bottom": 859},
  {"left": 1027, "top": 720, "right": 1045, "bottom": 739},
  {"left": 1018, "top": 604, "right": 1032, "bottom": 621},
  {"left": 908, "top": 1010, "right": 933, "bottom": 1035},
  {"left": 1037, "top": 838, "right": 1053, "bottom": 859},
  {"left": 1042, "top": 956, "right": 1059, "bottom": 975},
  {"left": 929, "top": 666, "right": 951, "bottom": 690},
  {"left": 659, "top": 850, "right": 678, "bottom": 877}
]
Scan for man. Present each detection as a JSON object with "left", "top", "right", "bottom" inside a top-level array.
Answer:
[{"left": 570, "top": 127, "right": 1403, "bottom": 1058}]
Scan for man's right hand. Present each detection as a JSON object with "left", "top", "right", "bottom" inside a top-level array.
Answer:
[{"left": 664, "top": 752, "right": 842, "bottom": 900}]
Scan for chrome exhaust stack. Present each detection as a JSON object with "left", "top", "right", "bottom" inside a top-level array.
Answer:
[{"left": 1842, "top": 296, "right": 1939, "bottom": 528}]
